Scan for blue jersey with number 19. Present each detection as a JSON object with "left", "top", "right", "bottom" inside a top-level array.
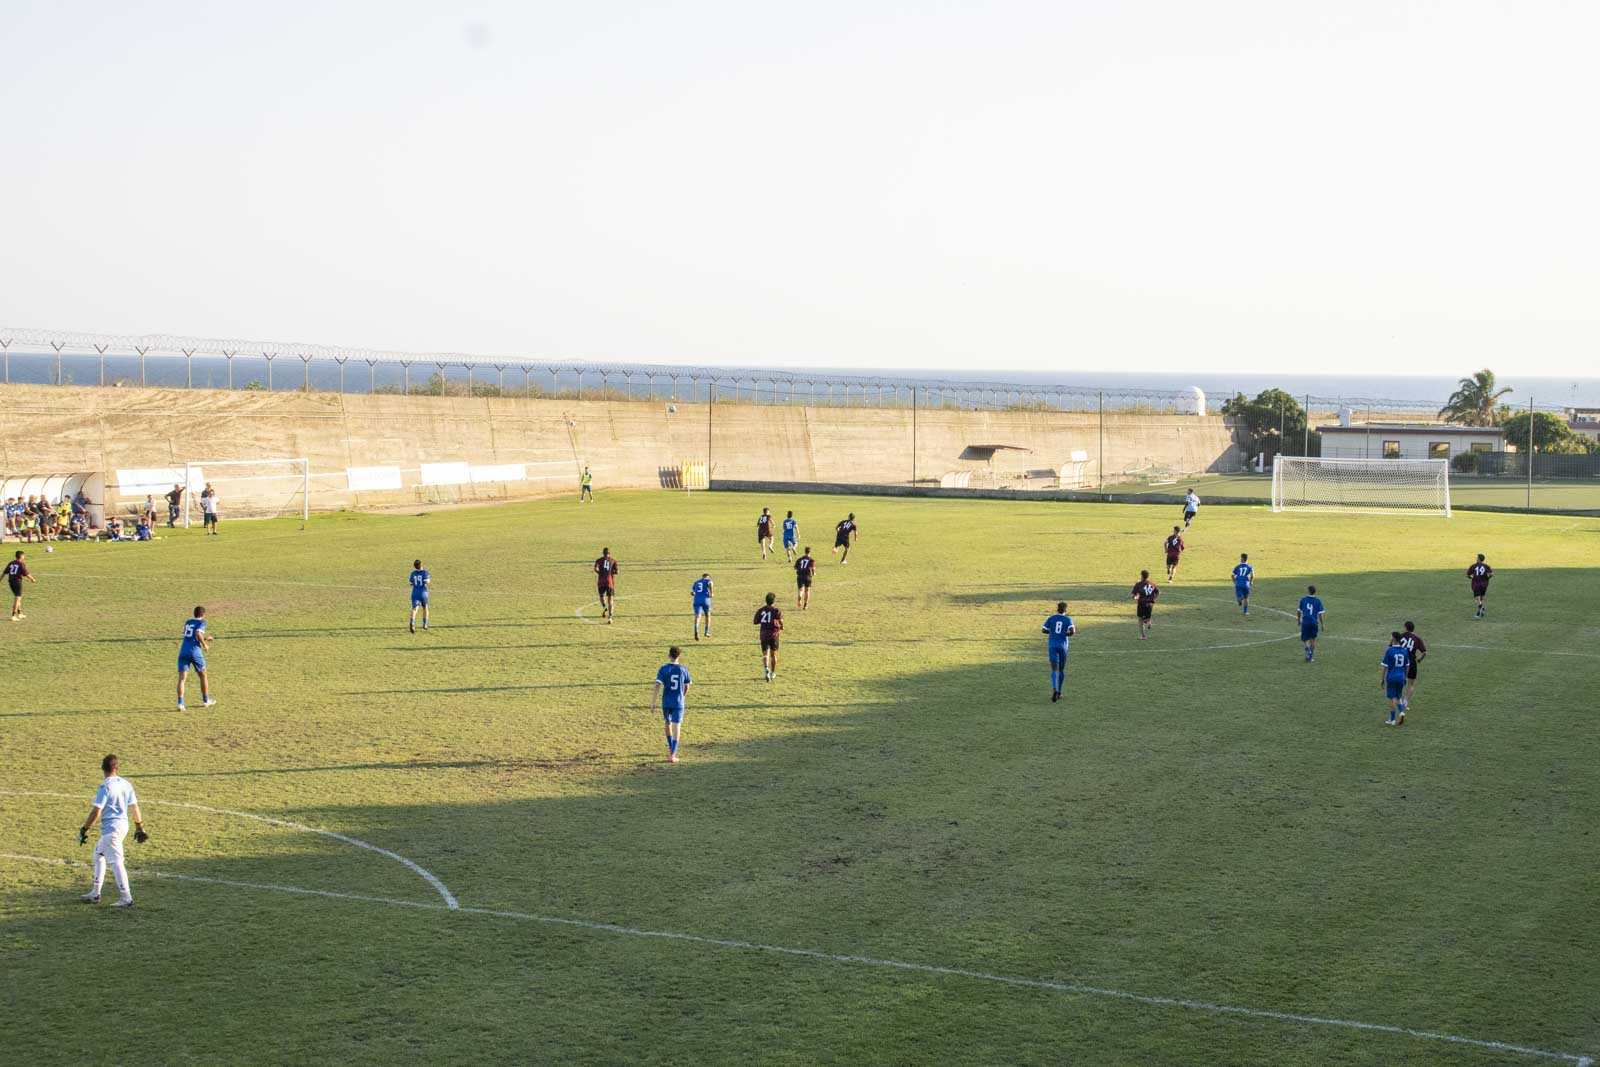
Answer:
[{"left": 410, "top": 569, "right": 430, "bottom": 602}]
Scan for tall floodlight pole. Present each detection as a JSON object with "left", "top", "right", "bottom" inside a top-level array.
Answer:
[
  {"left": 1303, "top": 393, "right": 1311, "bottom": 456},
  {"left": 707, "top": 379, "right": 715, "bottom": 482},
  {"left": 1098, "top": 391, "right": 1105, "bottom": 492},
  {"left": 1527, "top": 397, "right": 1534, "bottom": 510},
  {"left": 912, "top": 385, "right": 918, "bottom": 488}
]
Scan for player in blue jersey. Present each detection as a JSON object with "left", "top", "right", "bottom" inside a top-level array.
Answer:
[
  {"left": 782, "top": 511, "right": 799, "bottom": 562},
  {"left": 691, "top": 573, "right": 714, "bottom": 640},
  {"left": 1232, "top": 553, "right": 1254, "bottom": 615},
  {"left": 176, "top": 606, "right": 215, "bottom": 711},
  {"left": 651, "top": 646, "right": 692, "bottom": 762},
  {"left": 1380, "top": 632, "right": 1409, "bottom": 725},
  {"left": 1041, "top": 601, "right": 1076, "bottom": 703},
  {"left": 1297, "top": 585, "right": 1325, "bottom": 662},
  {"left": 409, "top": 559, "right": 431, "bottom": 633}
]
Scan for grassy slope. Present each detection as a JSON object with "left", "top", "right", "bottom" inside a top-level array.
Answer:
[{"left": 2, "top": 492, "right": 1596, "bottom": 1065}]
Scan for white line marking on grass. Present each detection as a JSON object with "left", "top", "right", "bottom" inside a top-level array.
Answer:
[
  {"left": 0, "top": 852, "right": 1589, "bottom": 1065},
  {"left": 1257, "top": 607, "right": 1600, "bottom": 658},
  {"left": 0, "top": 791, "right": 456, "bottom": 909}
]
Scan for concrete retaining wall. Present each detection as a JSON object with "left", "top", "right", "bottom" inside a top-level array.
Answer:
[{"left": 0, "top": 384, "right": 1243, "bottom": 515}]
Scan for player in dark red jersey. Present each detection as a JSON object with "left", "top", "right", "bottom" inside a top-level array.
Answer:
[
  {"left": 794, "top": 546, "right": 816, "bottom": 609},
  {"left": 1163, "top": 527, "right": 1185, "bottom": 581},
  {"left": 1467, "top": 554, "right": 1492, "bottom": 618},
  {"left": 8, "top": 550, "right": 37, "bottom": 622},
  {"left": 757, "top": 508, "right": 775, "bottom": 560},
  {"left": 832, "top": 513, "right": 858, "bottom": 564},
  {"left": 1131, "top": 569, "right": 1159, "bottom": 640},
  {"left": 594, "top": 547, "right": 620, "bottom": 623},
  {"left": 753, "top": 592, "right": 784, "bottom": 681},
  {"left": 1398, "top": 621, "right": 1427, "bottom": 710}
]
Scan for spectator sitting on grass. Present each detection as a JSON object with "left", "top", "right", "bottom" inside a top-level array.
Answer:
[
  {"left": 135, "top": 517, "right": 152, "bottom": 541},
  {"left": 106, "top": 516, "right": 125, "bottom": 541}
]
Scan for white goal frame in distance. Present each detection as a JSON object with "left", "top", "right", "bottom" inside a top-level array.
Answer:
[
  {"left": 1271, "top": 456, "right": 1452, "bottom": 517},
  {"left": 182, "top": 458, "right": 311, "bottom": 528}
]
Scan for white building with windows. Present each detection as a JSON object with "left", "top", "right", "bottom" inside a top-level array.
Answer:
[{"left": 1316, "top": 423, "right": 1505, "bottom": 461}]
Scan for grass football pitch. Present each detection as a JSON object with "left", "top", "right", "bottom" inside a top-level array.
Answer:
[{"left": 3, "top": 491, "right": 1596, "bottom": 1066}]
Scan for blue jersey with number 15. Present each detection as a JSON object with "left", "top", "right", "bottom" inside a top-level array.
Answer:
[
  {"left": 782, "top": 518, "right": 798, "bottom": 542},
  {"left": 1233, "top": 563, "right": 1253, "bottom": 587},
  {"left": 180, "top": 617, "right": 206, "bottom": 651}
]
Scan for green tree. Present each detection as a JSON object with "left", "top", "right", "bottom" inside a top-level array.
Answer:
[
  {"left": 1439, "top": 369, "right": 1512, "bottom": 426},
  {"left": 1221, "top": 389, "right": 1317, "bottom": 457},
  {"left": 1499, "top": 410, "right": 1594, "bottom": 454}
]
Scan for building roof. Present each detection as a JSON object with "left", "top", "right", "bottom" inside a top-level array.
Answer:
[{"left": 1316, "top": 424, "right": 1503, "bottom": 435}]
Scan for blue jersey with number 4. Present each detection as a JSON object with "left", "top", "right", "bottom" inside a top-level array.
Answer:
[
  {"left": 1043, "top": 613, "right": 1074, "bottom": 649},
  {"left": 410, "top": 569, "right": 430, "bottom": 601},
  {"left": 1381, "top": 645, "right": 1408, "bottom": 680},
  {"left": 692, "top": 578, "right": 712, "bottom": 603},
  {"left": 1298, "top": 596, "right": 1324, "bottom": 626},
  {"left": 1233, "top": 563, "right": 1253, "bottom": 587},
  {"left": 782, "top": 518, "right": 798, "bottom": 543},
  {"left": 657, "top": 663, "right": 691, "bottom": 710}
]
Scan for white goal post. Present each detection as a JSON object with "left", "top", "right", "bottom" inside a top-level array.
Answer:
[
  {"left": 182, "top": 458, "right": 311, "bottom": 527},
  {"left": 1272, "top": 456, "right": 1451, "bottom": 516}
]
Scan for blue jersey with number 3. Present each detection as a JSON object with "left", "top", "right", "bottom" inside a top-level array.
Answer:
[
  {"left": 692, "top": 578, "right": 712, "bottom": 603},
  {"left": 657, "top": 663, "right": 691, "bottom": 710}
]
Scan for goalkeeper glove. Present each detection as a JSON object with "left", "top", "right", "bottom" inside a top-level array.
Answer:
[
  {"left": 133, "top": 828, "right": 149, "bottom": 844},
  {"left": 78, "top": 827, "right": 88, "bottom": 845}
]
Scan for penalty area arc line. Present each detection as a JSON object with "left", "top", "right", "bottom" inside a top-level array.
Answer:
[
  {"left": 0, "top": 790, "right": 457, "bottom": 909},
  {"left": 0, "top": 852, "right": 1589, "bottom": 1066}
]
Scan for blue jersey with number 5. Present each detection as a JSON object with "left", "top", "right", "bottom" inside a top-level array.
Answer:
[{"left": 657, "top": 663, "right": 691, "bottom": 710}]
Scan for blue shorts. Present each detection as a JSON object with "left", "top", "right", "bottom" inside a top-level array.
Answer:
[
  {"left": 1386, "top": 678, "right": 1406, "bottom": 699},
  {"left": 1300, "top": 624, "right": 1319, "bottom": 642},
  {"left": 661, "top": 707, "right": 684, "bottom": 724},
  {"left": 1235, "top": 584, "right": 1251, "bottom": 600},
  {"left": 693, "top": 599, "right": 711, "bottom": 613},
  {"left": 178, "top": 649, "right": 206, "bottom": 672},
  {"left": 1048, "top": 646, "right": 1068, "bottom": 670},
  {"left": 783, "top": 535, "right": 796, "bottom": 546},
  {"left": 412, "top": 592, "right": 429, "bottom": 606}
]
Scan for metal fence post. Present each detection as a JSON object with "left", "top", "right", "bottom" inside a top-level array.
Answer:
[
  {"left": 1, "top": 338, "right": 8, "bottom": 382},
  {"left": 51, "top": 341, "right": 64, "bottom": 384},
  {"left": 1527, "top": 396, "right": 1534, "bottom": 510},
  {"left": 224, "top": 351, "right": 235, "bottom": 389},
  {"left": 265, "top": 353, "right": 275, "bottom": 390}
]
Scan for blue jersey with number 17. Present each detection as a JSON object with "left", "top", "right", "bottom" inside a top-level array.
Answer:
[
  {"left": 1232, "top": 563, "right": 1253, "bottom": 587},
  {"left": 1043, "top": 613, "right": 1073, "bottom": 648}
]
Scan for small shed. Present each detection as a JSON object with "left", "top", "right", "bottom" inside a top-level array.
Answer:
[{"left": 1316, "top": 424, "right": 1504, "bottom": 461}]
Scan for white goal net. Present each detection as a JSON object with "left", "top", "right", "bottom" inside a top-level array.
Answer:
[
  {"left": 182, "top": 458, "right": 310, "bottom": 526},
  {"left": 1272, "top": 457, "right": 1451, "bottom": 516}
]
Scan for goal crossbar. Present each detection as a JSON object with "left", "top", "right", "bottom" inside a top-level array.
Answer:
[
  {"left": 182, "top": 458, "right": 311, "bottom": 527},
  {"left": 1272, "top": 456, "right": 1451, "bottom": 517}
]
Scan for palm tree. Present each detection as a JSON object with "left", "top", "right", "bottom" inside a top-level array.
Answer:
[{"left": 1439, "top": 369, "right": 1512, "bottom": 426}]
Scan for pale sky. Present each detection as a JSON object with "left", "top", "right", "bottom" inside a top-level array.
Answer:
[{"left": 2, "top": 1, "right": 1598, "bottom": 376}]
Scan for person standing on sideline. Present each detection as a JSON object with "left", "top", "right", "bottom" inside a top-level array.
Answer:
[
  {"left": 1131, "top": 570, "right": 1159, "bottom": 640},
  {"left": 1042, "top": 600, "right": 1076, "bottom": 703},
  {"left": 143, "top": 494, "right": 158, "bottom": 527},
  {"left": 177, "top": 606, "right": 216, "bottom": 711},
  {"left": 165, "top": 483, "right": 184, "bottom": 527},
  {"left": 1232, "top": 553, "right": 1254, "bottom": 615},
  {"left": 1182, "top": 488, "right": 1200, "bottom": 528},
  {"left": 78, "top": 754, "right": 148, "bottom": 907},
  {"left": 579, "top": 466, "right": 594, "bottom": 502},
  {"left": 782, "top": 511, "right": 799, "bottom": 561},
  {"left": 1298, "top": 585, "right": 1326, "bottom": 662},
  {"left": 200, "top": 483, "right": 219, "bottom": 534},
  {"left": 1381, "top": 632, "right": 1410, "bottom": 726},
  {"left": 651, "top": 647, "right": 692, "bottom": 763},
  {"left": 8, "top": 550, "right": 36, "bottom": 621},
  {"left": 1467, "top": 554, "right": 1493, "bottom": 618},
  {"left": 594, "top": 547, "right": 619, "bottom": 622},
  {"left": 1398, "top": 621, "right": 1427, "bottom": 709},
  {"left": 409, "top": 560, "right": 431, "bottom": 633},
  {"left": 691, "top": 573, "right": 713, "bottom": 640}
]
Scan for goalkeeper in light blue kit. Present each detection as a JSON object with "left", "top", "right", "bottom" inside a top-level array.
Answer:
[
  {"left": 1232, "top": 553, "right": 1254, "bottom": 615},
  {"left": 1042, "top": 601, "right": 1076, "bottom": 703}
]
